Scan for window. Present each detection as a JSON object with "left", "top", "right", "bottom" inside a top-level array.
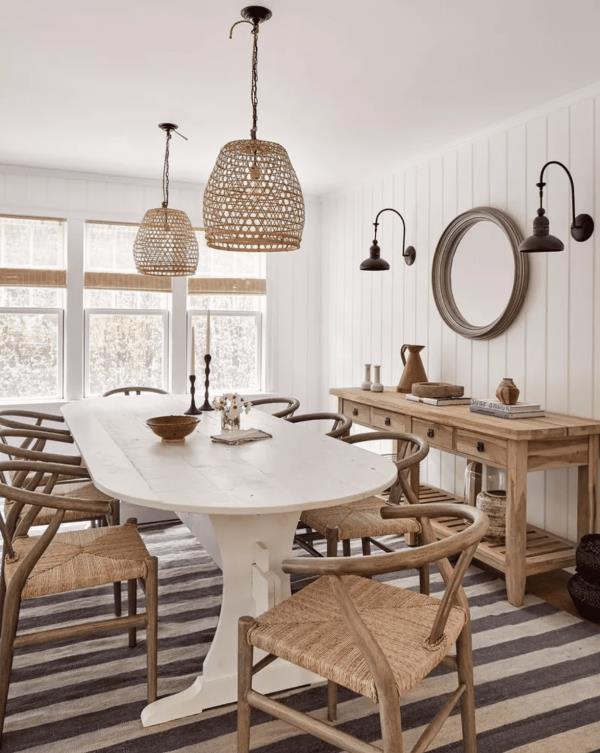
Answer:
[
  {"left": 0, "top": 215, "right": 66, "bottom": 400},
  {"left": 84, "top": 222, "right": 169, "bottom": 396},
  {"left": 188, "top": 234, "right": 265, "bottom": 392}
]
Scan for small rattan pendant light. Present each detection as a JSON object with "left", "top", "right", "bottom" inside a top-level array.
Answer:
[
  {"left": 134, "top": 123, "right": 199, "bottom": 276},
  {"left": 203, "top": 6, "right": 305, "bottom": 252}
]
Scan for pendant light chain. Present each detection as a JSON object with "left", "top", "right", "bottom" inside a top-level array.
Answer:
[
  {"left": 250, "top": 22, "right": 259, "bottom": 140},
  {"left": 162, "top": 128, "right": 172, "bottom": 208}
]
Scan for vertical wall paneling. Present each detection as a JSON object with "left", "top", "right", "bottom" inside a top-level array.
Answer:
[{"left": 321, "top": 89, "right": 600, "bottom": 540}]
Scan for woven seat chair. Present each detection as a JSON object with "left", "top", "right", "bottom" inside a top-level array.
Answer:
[
  {"left": 103, "top": 386, "right": 168, "bottom": 397},
  {"left": 247, "top": 396, "right": 300, "bottom": 419},
  {"left": 296, "top": 431, "right": 429, "bottom": 585},
  {"left": 286, "top": 411, "right": 352, "bottom": 439},
  {"left": 0, "top": 461, "right": 158, "bottom": 743},
  {"left": 238, "top": 501, "right": 488, "bottom": 753}
]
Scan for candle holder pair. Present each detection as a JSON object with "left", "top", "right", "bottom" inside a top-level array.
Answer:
[
  {"left": 361, "top": 363, "right": 383, "bottom": 393},
  {"left": 185, "top": 354, "right": 214, "bottom": 415}
]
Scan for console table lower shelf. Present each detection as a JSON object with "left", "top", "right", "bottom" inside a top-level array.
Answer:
[{"left": 418, "top": 484, "right": 576, "bottom": 579}]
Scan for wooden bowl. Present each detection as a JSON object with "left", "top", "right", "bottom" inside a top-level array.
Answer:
[
  {"left": 411, "top": 382, "right": 464, "bottom": 399},
  {"left": 146, "top": 415, "right": 199, "bottom": 442}
]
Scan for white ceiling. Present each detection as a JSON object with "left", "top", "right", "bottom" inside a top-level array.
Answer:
[{"left": 2, "top": 0, "right": 600, "bottom": 194}]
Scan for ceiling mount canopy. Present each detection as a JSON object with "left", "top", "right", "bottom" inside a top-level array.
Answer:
[
  {"left": 134, "top": 123, "right": 199, "bottom": 276},
  {"left": 202, "top": 6, "right": 305, "bottom": 252}
]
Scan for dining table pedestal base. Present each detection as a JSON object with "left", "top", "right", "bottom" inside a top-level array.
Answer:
[{"left": 141, "top": 510, "right": 320, "bottom": 727}]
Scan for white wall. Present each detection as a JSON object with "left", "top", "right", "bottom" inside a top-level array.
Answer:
[
  {"left": 0, "top": 164, "right": 322, "bottom": 411},
  {"left": 320, "top": 85, "right": 600, "bottom": 541}
]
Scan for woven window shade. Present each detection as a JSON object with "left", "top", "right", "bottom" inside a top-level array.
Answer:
[
  {"left": 188, "top": 277, "right": 266, "bottom": 295},
  {"left": 0, "top": 268, "right": 66, "bottom": 288},
  {"left": 203, "top": 139, "right": 304, "bottom": 252},
  {"left": 84, "top": 272, "right": 172, "bottom": 292}
]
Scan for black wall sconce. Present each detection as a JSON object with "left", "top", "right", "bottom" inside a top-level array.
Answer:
[
  {"left": 519, "top": 160, "right": 594, "bottom": 253},
  {"left": 360, "top": 207, "right": 416, "bottom": 270}
]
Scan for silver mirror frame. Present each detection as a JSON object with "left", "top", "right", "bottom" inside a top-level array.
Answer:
[{"left": 432, "top": 206, "right": 529, "bottom": 340}]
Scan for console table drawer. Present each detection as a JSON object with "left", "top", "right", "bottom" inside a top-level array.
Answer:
[
  {"left": 371, "top": 408, "right": 410, "bottom": 433},
  {"left": 412, "top": 419, "right": 454, "bottom": 450},
  {"left": 342, "top": 399, "right": 371, "bottom": 425},
  {"left": 456, "top": 429, "right": 507, "bottom": 466}
]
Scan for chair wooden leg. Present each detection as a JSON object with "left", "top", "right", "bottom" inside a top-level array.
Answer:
[
  {"left": 379, "top": 685, "right": 403, "bottom": 753},
  {"left": 456, "top": 622, "right": 477, "bottom": 753},
  {"left": 342, "top": 539, "right": 351, "bottom": 557},
  {"left": 419, "top": 563, "right": 430, "bottom": 595},
  {"left": 127, "top": 579, "right": 137, "bottom": 648},
  {"left": 113, "top": 581, "right": 122, "bottom": 617},
  {"left": 0, "top": 589, "right": 21, "bottom": 742},
  {"left": 238, "top": 616, "right": 254, "bottom": 753},
  {"left": 327, "top": 680, "right": 338, "bottom": 722},
  {"left": 325, "top": 528, "right": 338, "bottom": 557},
  {"left": 361, "top": 537, "right": 371, "bottom": 555},
  {"left": 145, "top": 557, "right": 158, "bottom": 703}
]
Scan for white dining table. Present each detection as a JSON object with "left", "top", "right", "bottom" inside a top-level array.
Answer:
[{"left": 62, "top": 394, "right": 397, "bottom": 727}]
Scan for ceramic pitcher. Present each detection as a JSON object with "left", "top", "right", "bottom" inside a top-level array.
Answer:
[{"left": 396, "top": 344, "right": 428, "bottom": 393}]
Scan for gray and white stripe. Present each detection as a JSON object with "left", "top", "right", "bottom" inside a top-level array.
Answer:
[{"left": 3, "top": 524, "right": 600, "bottom": 753}]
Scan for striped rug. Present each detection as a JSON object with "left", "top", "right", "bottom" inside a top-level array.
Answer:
[{"left": 3, "top": 523, "right": 600, "bottom": 753}]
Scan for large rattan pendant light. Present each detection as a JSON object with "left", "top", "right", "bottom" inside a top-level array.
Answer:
[
  {"left": 203, "top": 6, "right": 305, "bottom": 252},
  {"left": 134, "top": 123, "right": 199, "bottom": 276}
]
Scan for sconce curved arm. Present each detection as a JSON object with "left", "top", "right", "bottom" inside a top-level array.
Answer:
[
  {"left": 373, "top": 207, "right": 407, "bottom": 254},
  {"left": 537, "top": 161, "right": 578, "bottom": 226}
]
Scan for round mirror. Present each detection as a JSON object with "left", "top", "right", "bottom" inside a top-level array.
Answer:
[{"left": 432, "top": 207, "right": 528, "bottom": 340}]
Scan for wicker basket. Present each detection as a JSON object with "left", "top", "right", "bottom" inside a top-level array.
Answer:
[
  {"left": 568, "top": 573, "right": 600, "bottom": 623},
  {"left": 575, "top": 534, "right": 600, "bottom": 584},
  {"left": 475, "top": 489, "right": 506, "bottom": 543}
]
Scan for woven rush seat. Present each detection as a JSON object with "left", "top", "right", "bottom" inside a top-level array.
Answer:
[
  {"left": 247, "top": 573, "right": 466, "bottom": 701},
  {"left": 4, "top": 482, "right": 114, "bottom": 527},
  {"left": 4, "top": 522, "right": 150, "bottom": 599},
  {"left": 300, "top": 497, "right": 421, "bottom": 540}
]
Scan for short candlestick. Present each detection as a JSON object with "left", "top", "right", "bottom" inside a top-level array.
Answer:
[{"left": 185, "top": 374, "right": 202, "bottom": 415}]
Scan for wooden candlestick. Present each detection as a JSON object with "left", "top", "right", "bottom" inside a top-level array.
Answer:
[
  {"left": 200, "top": 354, "right": 214, "bottom": 411},
  {"left": 185, "top": 374, "right": 202, "bottom": 415}
]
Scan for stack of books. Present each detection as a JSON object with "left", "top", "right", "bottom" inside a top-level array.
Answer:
[
  {"left": 470, "top": 398, "right": 545, "bottom": 419},
  {"left": 407, "top": 394, "right": 471, "bottom": 407}
]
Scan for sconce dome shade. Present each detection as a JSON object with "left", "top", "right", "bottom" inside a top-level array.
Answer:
[
  {"left": 203, "top": 138, "right": 305, "bottom": 251},
  {"left": 518, "top": 211, "right": 564, "bottom": 253},
  {"left": 134, "top": 207, "right": 199, "bottom": 276},
  {"left": 360, "top": 239, "right": 390, "bottom": 270}
]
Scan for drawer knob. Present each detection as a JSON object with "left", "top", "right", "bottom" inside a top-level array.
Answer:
[
  {"left": 476, "top": 441, "right": 485, "bottom": 452},
  {"left": 384, "top": 416, "right": 391, "bottom": 426},
  {"left": 352, "top": 408, "right": 359, "bottom": 417},
  {"left": 427, "top": 428, "right": 435, "bottom": 438}
]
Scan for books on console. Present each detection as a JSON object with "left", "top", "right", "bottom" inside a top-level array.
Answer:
[
  {"left": 470, "top": 398, "right": 545, "bottom": 419},
  {"left": 406, "top": 394, "right": 471, "bottom": 406}
]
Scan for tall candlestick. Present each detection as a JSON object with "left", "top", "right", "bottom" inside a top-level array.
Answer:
[
  {"left": 206, "top": 310, "right": 211, "bottom": 355},
  {"left": 191, "top": 325, "right": 196, "bottom": 374}
]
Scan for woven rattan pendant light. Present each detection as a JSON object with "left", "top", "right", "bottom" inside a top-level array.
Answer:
[
  {"left": 134, "top": 123, "right": 199, "bottom": 276},
  {"left": 203, "top": 6, "right": 304, "bottom": 252}
]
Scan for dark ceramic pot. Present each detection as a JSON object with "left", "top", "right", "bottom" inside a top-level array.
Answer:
[
  {"left": 568, "top": 573, "right": 600, "bottom": 623},
  {"left": 575, "top": 534, "right": 600, "bottom": 584}
]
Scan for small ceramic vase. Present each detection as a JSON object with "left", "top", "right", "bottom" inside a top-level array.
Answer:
[
  {"left": 496, "top": 377, "right": 520, "bottom": 405},
  {"left": 371, "top": 365, "right": 383, "bottom": 392},
  {"left": 361, "top": 363, "right": 372, "bottom": 391}
]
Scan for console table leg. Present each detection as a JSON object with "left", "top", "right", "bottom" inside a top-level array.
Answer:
[
  {"left": 577, "top": 434, "right": 599, "bottom": 539},
  {"left": 505, "top": 441, "right": 528, "bottom": 607}
]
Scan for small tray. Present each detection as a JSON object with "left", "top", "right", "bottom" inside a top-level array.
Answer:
[{"left": 211, "top": 428, "right": 272, "bottom": 445}]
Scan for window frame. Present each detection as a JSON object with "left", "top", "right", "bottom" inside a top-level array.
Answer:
[
  {"left": 84, "top": 307, "right": 170, "bottom": 397},
  {"left": 0, "top": 306, "right": 65, "bottom": 402},
  {"left": 187, "top": 308, "right": 264, "bottom": 393}
]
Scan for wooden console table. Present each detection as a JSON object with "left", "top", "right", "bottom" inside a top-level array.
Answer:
[{"left": 331, "top": 387, "right": 600, "bottom": 606}]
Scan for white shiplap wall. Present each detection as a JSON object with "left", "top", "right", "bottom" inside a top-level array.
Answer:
[
  {"left": 0, "top": 164, "right": 323, "bottom": 411},
  {"left": 320, "top": 87, "right": 600, "bottom": 541}
]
